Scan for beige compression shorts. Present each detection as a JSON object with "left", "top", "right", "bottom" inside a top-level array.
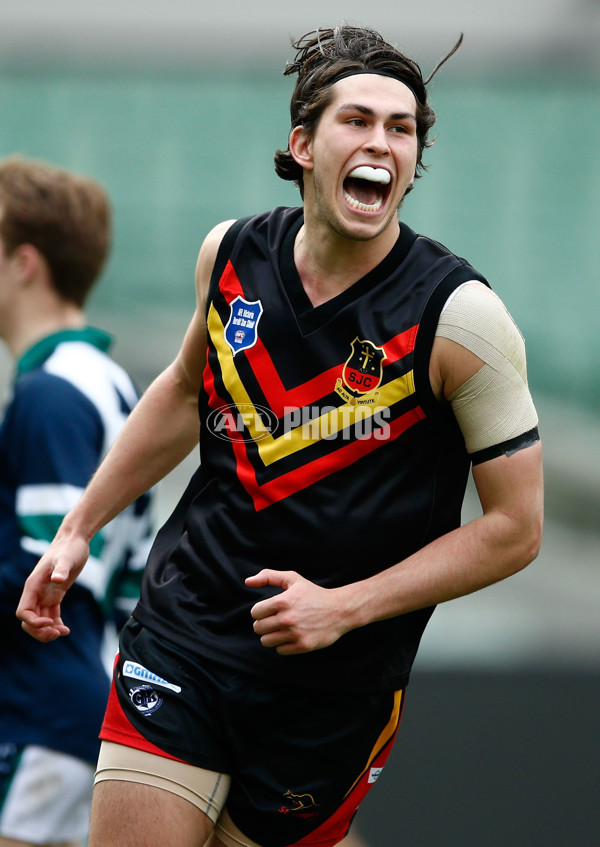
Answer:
[
  {"left": 95, "top": 741, "right": 260, "bottom": 847},
  {"left": 436, "top": 282, "right": 539, "bottom": 459}
]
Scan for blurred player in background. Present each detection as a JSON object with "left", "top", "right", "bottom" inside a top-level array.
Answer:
[
  {"left": 0, "top": 156, "right": 154, "bottom": 847},
  {"left": 17, "top": 24, "right": 542, "bottom": 847}
]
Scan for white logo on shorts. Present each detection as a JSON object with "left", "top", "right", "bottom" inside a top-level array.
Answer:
[
  {"left": 122, "top": 661, "right": 181, "bottom": 693},
  {"left": 129, "top": 685, "right": 163, "bottom": 716},
  {"left": 368, "top": 767, "right": 383, "bottom": 784}
]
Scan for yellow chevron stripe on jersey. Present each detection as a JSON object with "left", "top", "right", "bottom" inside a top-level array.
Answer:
[{"left": 208, "top": 304, "right": 416, "bottom": 467}]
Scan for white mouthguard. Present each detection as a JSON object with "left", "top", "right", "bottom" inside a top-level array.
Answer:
[{"left": 348, "top": 166, "right": 391, "bottom": 185}]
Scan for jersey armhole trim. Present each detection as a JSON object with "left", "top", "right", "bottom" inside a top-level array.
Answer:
[{"left": 205, "top": 216, "right": 252, "bottom": 318}]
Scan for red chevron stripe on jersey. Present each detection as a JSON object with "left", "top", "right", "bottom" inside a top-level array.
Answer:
[
  {"left": 204, "top": 359, "right": 425, "bottom": 511},
  {"left": 217, "top": 260, "right": 417, "bottom": 415}
]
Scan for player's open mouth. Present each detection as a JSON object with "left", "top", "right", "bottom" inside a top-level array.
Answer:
[{"left": 343, "top": 166, "right": 392, "bottom": 213}]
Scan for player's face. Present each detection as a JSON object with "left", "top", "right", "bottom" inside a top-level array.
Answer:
[{"left": 297, "top": 74, "right": 418, "bottom": 242}]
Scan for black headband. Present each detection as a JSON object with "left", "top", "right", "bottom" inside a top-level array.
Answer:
[{"left": 327, "top": 69, "right": 422, "bottom": 103}]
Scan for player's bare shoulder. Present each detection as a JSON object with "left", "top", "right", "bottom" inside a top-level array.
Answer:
[{"left": 195, "top": 219, "right": 237, "bottom": 300}]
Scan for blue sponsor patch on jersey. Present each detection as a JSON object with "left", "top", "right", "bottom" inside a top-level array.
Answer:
[{"left": 224, "top": 296, "right": 263, "bottom": 355}]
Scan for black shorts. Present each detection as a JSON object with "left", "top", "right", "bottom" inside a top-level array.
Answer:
[{"left": 100, "top": 619, "right": 404, "bottom": 847}]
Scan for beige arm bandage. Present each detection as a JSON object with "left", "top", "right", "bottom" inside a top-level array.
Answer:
[{"left": 436, "top": 283, "right": 538, "bottom": 455}]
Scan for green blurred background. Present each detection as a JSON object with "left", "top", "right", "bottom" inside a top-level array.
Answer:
[
  {"left": 1, "top": 2, "right": 599, "bottom": 843},
  {"left": 2, "top": 68, "right": 598, "bottom": 408}
]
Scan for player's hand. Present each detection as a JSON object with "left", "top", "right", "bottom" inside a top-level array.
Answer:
[
  {"left": 16, "top": 533, "right": 90, "bottom": 642},
  {"left": 245, "top": 569, "right": 351, "bottom": 655}
]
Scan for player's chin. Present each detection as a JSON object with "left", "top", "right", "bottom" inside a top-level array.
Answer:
[{"left": 340, "top": 211, "right": 396, "bottom": 242}]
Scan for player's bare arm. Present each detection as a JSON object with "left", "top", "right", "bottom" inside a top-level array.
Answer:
[
  {"left": 248, "top": 285, "right": 543, "bottom": 654},
  {"left": 17, "top": 220, "right": 234, "bottom": 642}
]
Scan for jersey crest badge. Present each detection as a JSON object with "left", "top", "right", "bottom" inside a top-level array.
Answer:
[
  {"left": 225, "top": 296, "right": 263, "bottom": 356},
  {"left": 335, "top": 337, "right": 387, "bottom": 405}
]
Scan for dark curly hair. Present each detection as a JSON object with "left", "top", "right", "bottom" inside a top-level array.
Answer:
[{"left": 274, "top": 26, "right": 462, "bottom": 195}]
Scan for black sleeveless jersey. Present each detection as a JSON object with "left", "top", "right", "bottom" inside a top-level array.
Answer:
[{"left": 135, "top": 207, "right": 489, "bottom": 692}]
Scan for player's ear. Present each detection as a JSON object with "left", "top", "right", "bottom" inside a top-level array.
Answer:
[
  {"left": 11, "top": 243, "right": 42, "bottom": 284},
  {"left": 289, "top": 126, "right": 314, "bottom": 172}
]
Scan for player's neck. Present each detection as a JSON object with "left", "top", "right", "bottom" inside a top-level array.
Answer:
[
  {"left": 10, "top": 299, "right": 86, "bottom": 359},
  {"left": 294, "top": 218, "right": 399, "bottom": 308}
]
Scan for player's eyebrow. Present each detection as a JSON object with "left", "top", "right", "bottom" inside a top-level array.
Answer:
[{"left": 337, "top": 103, "right": 417, "bottom": 122}]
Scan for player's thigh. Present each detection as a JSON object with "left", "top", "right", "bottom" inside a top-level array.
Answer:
[
  {"left": 91, "top": 741, "right": 231, "bottom": 847},
  {"left": 89, "top": 779, "right": 214, "bottom": 847}
]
